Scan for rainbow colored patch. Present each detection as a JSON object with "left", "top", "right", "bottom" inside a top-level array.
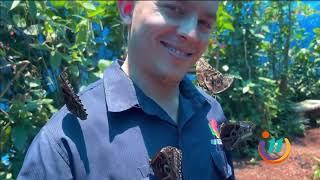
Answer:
[{"left": 208, "top": 119, "right": 220, "bottom": 139}]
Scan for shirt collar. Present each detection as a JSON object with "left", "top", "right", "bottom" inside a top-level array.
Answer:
[
  {"left": 103, "top": 60, "right": 209, "bottom": 113},
  {"left": 103, "top": 60, "right": 139, "bottom": 112}
]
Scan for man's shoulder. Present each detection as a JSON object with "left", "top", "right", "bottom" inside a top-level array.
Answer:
[
  {"left": 196, "top": 86, "right": 227, "bottom": 124},
  {"left": 196, "top": 86, "right": 218, "bottom": 104},
  {"left": 42, "top": 78, "right": 105, "bottom": 140}
]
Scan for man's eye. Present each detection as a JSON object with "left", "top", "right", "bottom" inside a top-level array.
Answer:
[
  {"left": 199, "top": 20, "right": 212, "bottom": 30},
  {"left": 164, "top": 5, "right": 183, "bottom": 15}
]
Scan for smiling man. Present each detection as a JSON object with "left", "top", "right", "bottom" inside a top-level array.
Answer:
[{"left": 18, "top": 1, "right": 235, "bottom": 180}]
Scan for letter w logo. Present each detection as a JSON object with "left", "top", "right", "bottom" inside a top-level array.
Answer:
[{"left": 267, "top": 138, "right": 284, "bottom": 154}]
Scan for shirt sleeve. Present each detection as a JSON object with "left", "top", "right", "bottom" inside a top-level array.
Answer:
[{"left": 17, "top": 128, "right": 73, "bottom": 180}]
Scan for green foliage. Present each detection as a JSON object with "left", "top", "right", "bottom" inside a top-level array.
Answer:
[
  {"left": 0, "top": 0, "right": 122, "bottom": 178},
  {"left": 206, "top": 1, "right": 319, "bottom": 159},
  {"left": 0, "top": 1, "right": 319, "bottom": 179}
]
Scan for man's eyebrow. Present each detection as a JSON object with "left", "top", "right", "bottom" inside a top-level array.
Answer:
[
  {"left": 204, "top": 12, "right": 216, "bottom": 20},
  {"left": 183, "top": 1, "right": 217, "bottom": 20}
]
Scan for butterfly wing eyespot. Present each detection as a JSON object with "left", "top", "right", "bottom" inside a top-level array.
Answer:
[
  {"left": 196, "top": 58, "right": 234, "bottom": 94},
  {"left": 59, "top": 71, "right": 88, "bottom": 120},
  {"left": 150, "top": 146, "right": 183, "bottom": 180},
  {"left": 220, "top": 121, "right": 255, "bottom": 151}
]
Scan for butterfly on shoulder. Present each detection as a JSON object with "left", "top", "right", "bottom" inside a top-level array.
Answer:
[
  {"left": 219, "top": 121, "right": 256, "bottom": 151},
  {"left": 150, "top": 146, "right": 183, "bottom": 180},
  {"left": 195, "top": 58, "right": 234, "bottom": 95},
  {"left": 59, "top": 71, "right": 88, "bottom": 120}
]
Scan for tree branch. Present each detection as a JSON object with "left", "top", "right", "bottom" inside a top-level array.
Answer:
[{"left": 0, "top": 60, "right": 30, "bottom": 98}]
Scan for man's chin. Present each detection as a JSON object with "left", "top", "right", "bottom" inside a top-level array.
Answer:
[{"left": 156, "top": 70, "right": 186, "bottom": 86}]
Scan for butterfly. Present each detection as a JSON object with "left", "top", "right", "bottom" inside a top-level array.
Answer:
[
  {"left": 219, "top": 121, "right": 255, "bottom": 151},
  {"left": 150, "top": 146, "right": 183, "bottom": 180},
  {"left": 59, "top": 71, "right": 88, "bottom": 120},
  {"left": 195, "top": 58, "right": 234, "bottom": 95}
]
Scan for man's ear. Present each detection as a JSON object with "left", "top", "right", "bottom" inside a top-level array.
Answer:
[{"left": 117, "top": 0, "right": 134, "bottom": 25}]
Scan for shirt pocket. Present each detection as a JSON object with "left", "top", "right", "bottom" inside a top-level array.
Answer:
[
  {"left": 137, "top": 164, "right": 156, "bottom": 180},
  {"left": 210, "top": 144, "right": 233, "bottom": 180}
]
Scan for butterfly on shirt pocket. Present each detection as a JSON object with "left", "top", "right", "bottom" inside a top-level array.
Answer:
[
  {"left": 209, "top": 119, "right": 255, "bottom": 151},
  {"left": 208, "top": 119, "right": 255, "bottom": 179},
  {"left": 149, "top": 146, "right": 183, "bottom": 180}
]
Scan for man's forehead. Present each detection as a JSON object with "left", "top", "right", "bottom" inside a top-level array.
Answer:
[{"left": 155, "top": 1, "right": 218, "bottom": 18}]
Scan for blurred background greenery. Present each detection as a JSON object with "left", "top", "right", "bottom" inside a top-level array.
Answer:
[{"left": 0, "top": 1, "right": 319, "bottom": 179}]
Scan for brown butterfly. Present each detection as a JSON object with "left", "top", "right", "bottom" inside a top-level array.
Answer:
[
  {"left": 195, "top": 58, "right": 234, "bottom": 95},
  {"left": 219, "top": 121, "right": 255, "bottom": 151},
  {"left": 150, "top": 146, "right": 183, "bottom": 180},
  {"left": 59, "top": 71, "right": 88, "bottom": 120}
]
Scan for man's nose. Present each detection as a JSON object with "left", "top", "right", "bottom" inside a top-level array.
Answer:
[{"left": 177, "top": 15, "right": 198, "bottom": 40}]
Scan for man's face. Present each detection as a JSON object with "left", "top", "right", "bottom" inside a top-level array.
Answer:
[{"left": 123, "top": 1, "right": 218, "bottom": 83}]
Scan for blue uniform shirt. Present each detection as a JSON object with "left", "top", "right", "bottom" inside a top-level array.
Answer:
[{"left": 18, "top": 60, "right": 235, "bottom": 180}]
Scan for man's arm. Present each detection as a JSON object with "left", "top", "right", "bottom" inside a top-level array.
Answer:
[{"left": 18, "top": 128, "right": 73, "bottom": 180}]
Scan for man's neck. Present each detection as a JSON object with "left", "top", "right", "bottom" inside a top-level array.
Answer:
[{"left": 121, "top": 59, "right": 180, "bottom": 123}]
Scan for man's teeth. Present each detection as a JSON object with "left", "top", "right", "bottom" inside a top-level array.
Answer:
[
  {"left": 162, "top": 42, "right": 191, "bottom": 57},
  {"left": 168, "top": 46, "right": 188, "bottom": 56}
]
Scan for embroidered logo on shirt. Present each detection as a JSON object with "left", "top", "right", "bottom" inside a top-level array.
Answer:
[
  {"left": 208, "top": 119, "right": 223, "bottom": 146},
  {"left": 208, "top": 119, "right": 221, "bottom": 139}
]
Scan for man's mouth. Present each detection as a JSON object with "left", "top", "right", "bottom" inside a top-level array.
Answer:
[{"left": 160, "top": 41, "right": 193, "bottom": 59}]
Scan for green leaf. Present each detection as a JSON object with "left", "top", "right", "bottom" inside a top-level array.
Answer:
[
  {"left": 88, "top": 7, "right": 105, "bottom": 17},
  {"left": 28, "top": 1, "right": 37, "bottom": 19},
  {"left": 49, "top": 51, "right": 62, "bottom": 69},
  {"left": 60, "top": 54, "right": 72, "bottom": 63},
  {"left": 98, "top": 60, "right": 112, "bottom": 71},
  {"left": 12, "top": 126, "right": 28, "bottom": 152},
  {"left": 29, "top": 81, "right": 40, "bottom": 88},
  {"left": 40, "top": 99, "right": 53, "bottom": 104},
  {"left": 93, "top": 71, "right": 103, "bottom": 79},
  {"left": 261, "top": 25, "right": 270, "bottom": 33},
  {"left": 69, "top": 64, "right": 79, "bottom": 77},
  {"left": 223, "top": 22, "right": 235, "bottom": 32},
  {"left": 12, "top": 14, "right": 26, "bottom": 28},
  {"left": 26, "top": 100, "right": 38, "bottom": 111},
  {"left": 258, "top": 77, "right": 276, "bottom": 84},
  {"left": 50, "top": 1, "right": 66, "bottom": 7},
  {"left": 76, "top": 26, "right": 88, "bottom": 45},
  {"left": 313, "top": 28, "right": 320, "bottom": 35},
  {"left": 255, "top": 34, "right": 265, "bottom": 39},
  {"left": 10, "top": 0, "right": 20, "bottom": 10},
  {"left": 23, "top": 24, "right": 39, "bottom": 35},
  {"left": 29, "top": 44, "right": 51, "bottom": 50},
  {"left": 242, "top": 86, "right": 250, "bottom": 94},
  {"left": 82, "top": 2, "right": 96, "bottom": 11}
]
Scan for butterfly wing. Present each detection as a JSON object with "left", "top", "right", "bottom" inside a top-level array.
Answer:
[
  {"left": 150, "top": 146, "right": 182, "bottom": 180},
  {"left": 59, "top": 71, "right": 88, "bottom": 120},
  {"left": 196, "top": 58, "right": 234, "bottom": 94},
  {"left": 220, "top": 121, "right": 255, "bottom": 151}
]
